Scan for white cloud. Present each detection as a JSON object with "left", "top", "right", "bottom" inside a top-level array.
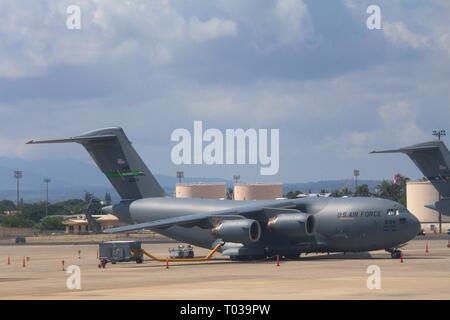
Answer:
[
  {"left": 0, "top": 1, "right": 449, "bottom": 182},
  {"left": 0, "top": 135, "right": 29, "bottom": 158},
  {"left": 383, "top": 21, "right": 428, "bottom": 49},
  {"left": 274, "top": 0, "right": 311, "bottom": 46},
  {"left": 438, "top": 33, "right": 450, "bottom": 56},
  {"left": 0, "top": 0, "right": 238, "bottom": 79},
  {"left": 188, "top": 17, "right": 237, "bottom": 43},
  {"left": 323, "top": 101, "right": 428, "bottom": 157}
]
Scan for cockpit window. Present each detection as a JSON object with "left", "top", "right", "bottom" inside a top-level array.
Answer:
[{"left": 387, "top": 209, "right": 401, "bottom": 216}]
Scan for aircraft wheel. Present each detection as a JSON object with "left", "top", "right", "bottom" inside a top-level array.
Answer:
[
  {"left": 391, "top": 250, "right": 401, "bottom": 259},
  {"left": 99, "top": 259, "right": 107, "bottom": 268}
]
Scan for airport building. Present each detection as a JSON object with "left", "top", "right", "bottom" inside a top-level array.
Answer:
[
  {"left": 406, "top": 180, "right": 450, "bottom": 233},
  {"left": 62, "top": 214, "right": 124, "bottom": 234},
  {"left": 175, "top": 183, "right": 227, "bottom": 199},
  {"left": 234, "top": 183, "right": 283, "bottom": 200}
]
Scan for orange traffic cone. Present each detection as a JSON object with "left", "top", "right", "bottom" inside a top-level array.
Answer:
[
  {"left": 276, "top": 255, "right": 280, "bottom": 267},
  {"left": 426, "top": 242, "right": 429, "bottom": 253},
  {"left": 400, "top": 254, "right": 404, "bottom": 263}
]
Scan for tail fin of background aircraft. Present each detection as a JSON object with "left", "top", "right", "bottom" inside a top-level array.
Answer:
[
  {"left": 371, "top": 140, "right": 450, "bottom": 215},
  {"left": 27, "top": 127, "right": 165, "bottom": 200},
  {"left": 371, "top": 141, "right": 450, "bottom": 198}
]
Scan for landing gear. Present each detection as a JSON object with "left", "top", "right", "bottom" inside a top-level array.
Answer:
[
  {"left": 135, "top": 257, "right": 144, "bottom": 264},
  {"left": 98, "top": 259, "right": 107, "bottom": 268},
  {"left": 386, "top": 248, "right": 402, "bottom": 259}
]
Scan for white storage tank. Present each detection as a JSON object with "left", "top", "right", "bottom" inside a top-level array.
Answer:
[
  {"left": 234, "top": 183, "right": 283, "bottom": 200},
  {"left": 176, "top": 183, "right": 227, "bottom": 199},
  {"left": 406, "top": 180, "right": 450, "bottom": 233}
]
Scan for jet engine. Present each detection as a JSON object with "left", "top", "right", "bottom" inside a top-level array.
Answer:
[
  {"left": 211, "top": 219, "right": 261, "bottom": 244},
  {"left": 267, "top": 214, "right": 315, "bottom": 238}
]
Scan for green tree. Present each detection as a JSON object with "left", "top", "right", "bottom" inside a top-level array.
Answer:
[
  {"left": 377, "top": 174, "right": 409, "bottom": 206},
  {"left": 84, "top": 192, "right": 94, "bottom": 203},
  {"left": 40, "top": 216, "right": 65, "bottom": 230},
  {"left": 355, "top": 184, "right": 370, "bottom": 197},
  {"left": 0, "top": 200, "right": 16, "bottom": 212},
  {"left": 0, "top": 216, "right": 34, "bottom": 228},
  {"left": 20, "top": 202, "right": 46, "bottom": 223}
]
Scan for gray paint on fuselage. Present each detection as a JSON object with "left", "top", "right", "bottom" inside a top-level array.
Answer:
[
  {"left": 29, "top": 127, "right": 421, "bottom": 258},
  {"left": 116, "top": 196, "right": 420, "bottom": 255}
]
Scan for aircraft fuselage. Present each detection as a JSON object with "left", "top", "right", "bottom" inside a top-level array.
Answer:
[{"left": 112, "top": 196, "right": 421, "bottom": 258}]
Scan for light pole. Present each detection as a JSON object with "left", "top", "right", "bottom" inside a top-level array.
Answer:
[
  {"left": 176, "top": 171, "right": 184, "bottom": 184},
  {"left": 14, "top": 171, "right": 22, "bottom": 213},
  {"left": 232, "top": 175, "right": 240, "bottom": 200},
  {"left": 432, "top": 129, "right": 446, "bottom": 141},
  {"left": 353, "top": 169, "right": 360, "bottom": 194},
  {"left": 432, "top": 129, "right": 446, "bottom": 233},
  {"left": 44, "top": 178, "right": 51, "bottom": 216}
]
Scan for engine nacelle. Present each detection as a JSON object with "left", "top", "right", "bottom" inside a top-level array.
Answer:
[
  {"left": 211, "top": 219, "right": 261, "bottom": 244},
  {"left": 267, "top": 214, "right": 315, "bottom": 238}
]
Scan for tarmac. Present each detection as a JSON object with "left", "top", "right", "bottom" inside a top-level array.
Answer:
[{"left": 0, "top": 238, "right": 449, "bottom": 299}]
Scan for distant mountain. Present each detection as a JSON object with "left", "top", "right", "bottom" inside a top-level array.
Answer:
[
  {"left": 284, "top": 180, "right": 382, "bottom": 194},
  {"left": 0, "top": 156, "right": 109, "bottom": 200},
  {"left": 0, "top": 157, "right": 382, "bottom": 202},
  {"left": 0, "top": 157, "right": 229, "bottom": 202}
]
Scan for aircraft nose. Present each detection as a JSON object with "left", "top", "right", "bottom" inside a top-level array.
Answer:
[{"left": 408, "top": 211, "right": 421, "bottom": 237}]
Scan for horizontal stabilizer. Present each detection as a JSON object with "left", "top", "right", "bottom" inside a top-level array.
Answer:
[
  {"left": 370, "top": 144, "right": 439, "bottom": 154},
  {"left": 424, "top": 204, "right": 437, "bottom": 211},
  {"left": 27, "top": 134, "right": 116, "bottom": 145},
  {"left": 427, "top": 199, "right": 450, "bottom": 216}
]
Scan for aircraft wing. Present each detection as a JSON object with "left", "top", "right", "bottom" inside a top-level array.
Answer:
[
  {"left": 104, "top": 200, "right": 299, "bottom": 234},
  {"left": 103, "top": 213, "right": 216, "bottom": 233}
]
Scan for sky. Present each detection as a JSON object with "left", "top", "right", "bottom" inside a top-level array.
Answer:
[{"left": 1, "top": 0, "right": 449, "bottom": 183}]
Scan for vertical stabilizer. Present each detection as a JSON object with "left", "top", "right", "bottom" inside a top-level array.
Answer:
[
  {"left": 27, "top": 127, "right": 165, "bottom": 200},
  {"left": 371, "top": 140, "right": 450, "bottom": 198}
]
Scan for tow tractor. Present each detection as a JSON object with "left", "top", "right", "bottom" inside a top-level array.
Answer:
[
  {"left": 131, "top": 242, "right": 223, "bottom": 263},
  {"left": 98, "top": 241, "right": 223, "bottom": 267},
  {"left": 98, "top": 241, "right": 144, "bottom": 268}
]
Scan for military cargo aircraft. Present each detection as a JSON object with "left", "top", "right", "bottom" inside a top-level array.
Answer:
[
  {"left": 372, "top": 140, "right": 450, "bottom": 217},
  {"left": 27, "top": 127, "right": 420, "bottom": 259}
]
